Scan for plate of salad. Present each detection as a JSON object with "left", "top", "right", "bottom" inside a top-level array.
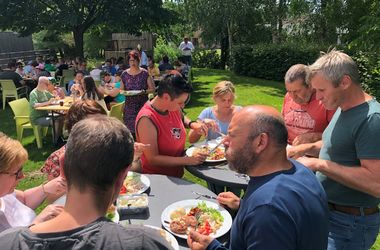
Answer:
[{"left": 161, "top": 200, "right": 232, "bottom": 239}]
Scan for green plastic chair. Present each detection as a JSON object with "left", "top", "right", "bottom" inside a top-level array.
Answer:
[
  {"left": 8, "top": 98, "right": 48, "bottom": 149},
  {"left": 108, "top": 101, "right": 124, "bottom": 122},
  {"left": 0, "top": 79, "right": 28, "bottom": 110},
  {"left": 62, "top": 69, "right": 75, "bottom": 83}
]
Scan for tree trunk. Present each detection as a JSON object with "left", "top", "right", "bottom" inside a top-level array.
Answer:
[
  {"left": 227, "top": 20, "right": 233, "bottom": 59},
  {"left": 220, "top": 33, "right": 229, "bottom": 69},
  {"left": 73, "top": 27, "right": 84, "bottom": 58}
]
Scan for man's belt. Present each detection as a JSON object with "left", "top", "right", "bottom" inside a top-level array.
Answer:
[{"left": 328, "top": 202, "right": 379, "bottom": 216}]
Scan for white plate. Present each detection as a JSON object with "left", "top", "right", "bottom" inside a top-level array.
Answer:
[
  {"left": 186, "top": 140, "right": 226, "bottom": 162},
  {"left": 144, "top": 225, "right": 179, "bottom": 250},
  {"left": 122, "top": 90, "right": 143, "bottom": 96},
  {"left": 161, "top": 199, "right": 232, "bottom": 239},
  {"left": 121, "top": 171, "right": 150, "bottom": 195}
]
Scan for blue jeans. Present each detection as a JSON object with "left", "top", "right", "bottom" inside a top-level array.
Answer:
[{"left": 327, "top": 210, "right": 380, "bottom": 250}]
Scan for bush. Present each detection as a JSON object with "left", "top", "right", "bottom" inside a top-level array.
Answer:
[
  {"left": 154, "top": 36, "right": 181, "bottom": 64},
  {"left": 231, "top": 43, "right": 323, "bottom": 81},
  {"left": 352, "top": 52, "right": 380, "bottom": 100},
  {"left": 192, "top": 50, "right": 221, "bottom": 69}
]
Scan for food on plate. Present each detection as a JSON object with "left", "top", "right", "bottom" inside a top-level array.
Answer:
[
  {"left": 118, "top": 194, "right": 148, "bottom": 208},
  {"left": 192, "top": 146, "right": 225, "bottom": 161},
  {"left": 168, "top": 201, "right": 224, "bottom": 235},
  {"left": 105, "top": 204, "right": 117, "bottom": 220},
  {"left": 120, "top": 172, "right": 144, "bottom": 194}
]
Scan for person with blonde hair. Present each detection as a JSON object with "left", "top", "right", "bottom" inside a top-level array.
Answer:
[
  {"left": 0, "top": 133, "right": 65, "bottom": 233},
  {"left": 188, "top": 81, "right": 242, "bottom": 143}
]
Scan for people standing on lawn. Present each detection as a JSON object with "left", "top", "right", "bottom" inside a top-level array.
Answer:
[
  {"left": 136, "top": 74, "right": 208, "bottom": 177},
  {"left": 282, "top": 64, "right": 335, "bottom": 145},
  {"left": 178, "top": 36, "right": 194, "bottom": 66},
  {"left": 282, "top": 64, "right": 335, "bottom": 158},
  {"left": 0, "top": 133, "right": 65, "bottom": 233},
  {"left": 187, "top": 105, "right": 329, "bottom": 250},
  {"left": 188, "top": 81, "right": 241, "bottom": 143},
  {"left": 297, "top": 50, "right": 380, "bottom": 250},
  {"left": 121, "top": 50, "right": 155, "bottom": 138},
  {"left": 0, "top": 116, "right": 172, "bottom": 250}
]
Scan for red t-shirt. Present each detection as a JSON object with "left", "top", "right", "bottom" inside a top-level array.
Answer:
[
  {"left": 135, "top": 102, "right": 186, "bottom": 177},
  {"left": 282, "top": 92, "right": 335, "bottom": 144}
]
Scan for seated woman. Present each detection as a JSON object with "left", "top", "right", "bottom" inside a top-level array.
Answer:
[
  {"left": 0, "top": 133, "right": 65, "bottom": 233},
  {"left": 189, "top": 81, "right": 241, "bottom": 143},
  {"left": 135, "top": 75, "right": 209, "bottom": 177},
  {"left": 80, "top": 76, "right": 104, "bottom": 101},
  {"left": 40, "top": 100, "right": 147, "bottom": 201},
  {"left": 101, "top": 71, "right": 125, "bottom": 109}
]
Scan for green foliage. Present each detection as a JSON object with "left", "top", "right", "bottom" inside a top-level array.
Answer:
[
  {"left": 192, "top": 50, "right": 222, "bottom": 69},
  {"left": 231, "top": 43, "right": 323, "bottom": 81},
  {"left": 153, "top": 36, "right": 181, "bottom": 64},
  {"left": 351, "top": 52, "right": 380, "bottom": 100}
]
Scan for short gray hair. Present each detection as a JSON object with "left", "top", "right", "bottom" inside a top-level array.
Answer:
[
  {"left": 284, "top": 64, "right": 309, "bottom": 86},
  {"left": 307, "top": 50, "right": 360, "bottom": 87},
  {"left": 248, "top": 113, "right": 288, "bottom": 148}
]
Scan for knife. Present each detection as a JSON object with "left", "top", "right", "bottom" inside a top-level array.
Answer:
[{"left": 208, "top": 140, "right": 224, "bottom": 155}]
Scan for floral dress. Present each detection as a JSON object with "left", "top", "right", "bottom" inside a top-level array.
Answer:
[
  {"left": 40, "top": 145, "right": 66, "bottom": 179},
  {"left": 121, "top": 70, "right": 149, "bottom": 134}
]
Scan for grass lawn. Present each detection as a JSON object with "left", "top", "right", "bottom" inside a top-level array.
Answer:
[{"left": 0, "top": 68, "right": 379, "bottom": 249}]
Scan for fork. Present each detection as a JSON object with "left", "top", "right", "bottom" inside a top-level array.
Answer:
[{"left": 192, "top": 191, "right": 217, "bottom": 200}]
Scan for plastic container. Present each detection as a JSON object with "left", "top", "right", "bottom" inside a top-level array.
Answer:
[{"left": 117, "top": 193, "right": 149, "bottom": 215}]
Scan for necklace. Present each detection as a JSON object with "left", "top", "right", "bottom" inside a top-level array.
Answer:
[{"left": 150, "top": 101, "right": 168, "bottom": 115}]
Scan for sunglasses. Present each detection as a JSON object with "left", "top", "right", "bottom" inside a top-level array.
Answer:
[{"left": 1, "top": 167, "right": 24, "bottom": 180}]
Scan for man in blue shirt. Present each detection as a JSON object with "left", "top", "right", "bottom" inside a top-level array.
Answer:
[
  {"left": 298, "top": 50, "right": 380, "bottom": 250},
  {"left": 187, "top": 105, "right": 329, "bottom": 250}
]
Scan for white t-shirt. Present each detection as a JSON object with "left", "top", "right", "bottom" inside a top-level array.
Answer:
[
  {"left": 90, "top": 69, "right": 103, "bottom": 80},
  {"left": 0, "top": 192, "right": 36, "bottom": 233},
  {"left": 179, "top": 41, "right": 194, "bottom": 56}
]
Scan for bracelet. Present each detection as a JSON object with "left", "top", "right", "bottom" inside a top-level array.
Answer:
[{"left": 188, "top": 121, "right": 197, "bottom": 129}]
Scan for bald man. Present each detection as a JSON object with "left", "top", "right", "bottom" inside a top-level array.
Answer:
[
  {"left": 29, "top": 76, "right": 64, "bottom": 144},
  {"left": 187, "top": 106, "right": 328, "bottom": 250}
]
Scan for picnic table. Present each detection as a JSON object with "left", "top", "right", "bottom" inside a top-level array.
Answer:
[
  {"left": 55, "top": 174, "right": 230, "bottom": 250},
  {"left": 35, "top": 96, "right": 72, "bottom": 143},
  {"left": 186, "top": 162, "right": 249, "bottom": 194}
]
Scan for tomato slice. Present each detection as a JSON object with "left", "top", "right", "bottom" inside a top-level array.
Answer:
[{"left": 119, "top": 185, "right": 127, "bottom": 194}]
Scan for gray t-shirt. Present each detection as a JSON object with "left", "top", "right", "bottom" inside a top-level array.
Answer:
[
  {"left": 318, "top": 99, "right": 380, "bottom": 207},
  {"left": 0, "top": 217, "right": 173, "bottom": 250}
]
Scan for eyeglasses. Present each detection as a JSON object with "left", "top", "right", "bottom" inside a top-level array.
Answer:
[{"left": 1, "top": 168, "right": 24, "bottom": 180}]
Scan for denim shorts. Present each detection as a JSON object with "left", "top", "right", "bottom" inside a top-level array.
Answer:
[{"left": 327, "top": 209, "right": 380, "bottom": 250}]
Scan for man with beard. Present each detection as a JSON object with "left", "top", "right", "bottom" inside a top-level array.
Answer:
[{"left": 187, "top": 105, "right": 329, "bottom": 250}]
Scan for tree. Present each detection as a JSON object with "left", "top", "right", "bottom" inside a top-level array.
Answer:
[
  {"left": 185, "top": 0, "right": 264, "bottom": 68},
  {"left": 0, "top": 0, "right": 174, "bottom": 57}
]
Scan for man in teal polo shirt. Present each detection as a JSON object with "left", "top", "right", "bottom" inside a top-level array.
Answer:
[{"left": 298, "top": 50, "right": 380, "bottom": 250}]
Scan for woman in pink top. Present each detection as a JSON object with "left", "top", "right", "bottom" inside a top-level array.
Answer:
[{"left": 136, "top": 75, "right": 209, "bottom": 177}]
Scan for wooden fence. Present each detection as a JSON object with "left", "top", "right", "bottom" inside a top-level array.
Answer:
[{"left": 105, "top": 32, "right": 156, "bottom": 59}]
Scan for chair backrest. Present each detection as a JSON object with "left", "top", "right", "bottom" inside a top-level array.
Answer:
[
  {"left": 9, "top": 98, "right": 30, "bottom": 117},
  {"left": 62, "top": 69, "right": 75, "bottom": 82},
  {"left": 0, "top": 79, "right": 17, "bottom": 91},
  {"left": 97, "top": 99, "right": 109, "bottom": 113},
  {"left": 109, "top": 101, "right": 124, "bottom": 122}
]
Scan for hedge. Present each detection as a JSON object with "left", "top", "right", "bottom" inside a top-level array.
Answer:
[
  {"left": 231, "top": 43, "right": 380, "bottom": 100},
  {"left": 231, "top": 43, "right": 322, "bottom": 82}
]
